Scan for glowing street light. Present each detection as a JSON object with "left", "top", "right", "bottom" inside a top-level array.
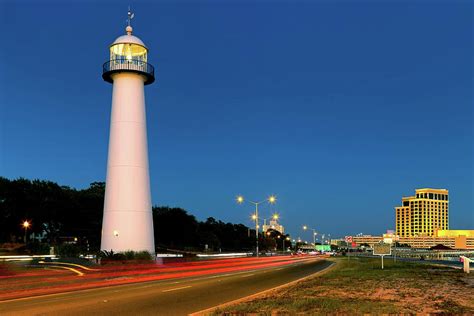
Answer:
[
  {"left": 22, "top": 220, "right": 30, "bottom": 244},
  {"left": 268, "top": 195, "right": 277, "bottom": 204},
  {"left": 303, "top": 225, "right": 317, "bottom": 245},
  {"left": 236, "top": 194, "right": 277, "bottom": 257}
]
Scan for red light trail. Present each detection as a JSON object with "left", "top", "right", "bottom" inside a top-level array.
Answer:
[{"left": 0, "top": 255, "right": 322, "bottom": 301}]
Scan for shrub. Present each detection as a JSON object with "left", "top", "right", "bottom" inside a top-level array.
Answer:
[
  {"left": 26, "top": 241, "right": 51, "bottom": 255},
  {"left": 99, "top": 249, "right": 154, "bottom": 261},
  {"left": 56, "top": 244, "right": 82, "bottom": 257},
  {"left": 135, "top": 251, "right": 153, "bottom": 261}
]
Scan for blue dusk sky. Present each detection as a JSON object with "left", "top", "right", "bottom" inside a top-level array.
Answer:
[{"left": 0, "top": 1, "right": 472, "bottom": 239}]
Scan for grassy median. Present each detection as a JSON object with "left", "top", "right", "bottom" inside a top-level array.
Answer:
[{"left": 213, "top": 257, "right": 474, "bottom": 315}]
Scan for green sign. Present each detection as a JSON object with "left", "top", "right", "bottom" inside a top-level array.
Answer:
[{"left": 315, "top": 245, "right": 331, "bottom": 251}]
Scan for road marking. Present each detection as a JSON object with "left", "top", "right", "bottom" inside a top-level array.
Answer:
[
  {"left": 275, "top": 268, "right": 284, "bottom": 271},
  {"left": 240, "top": 274, "right": 255, "bottom": 278},
  {"left": 162, "top": 286, "right": 192, "bottom": 292}
]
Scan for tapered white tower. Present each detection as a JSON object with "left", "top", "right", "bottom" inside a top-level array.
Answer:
[{"left": 100, "top": 13, "right": 155, "bottom": 254}]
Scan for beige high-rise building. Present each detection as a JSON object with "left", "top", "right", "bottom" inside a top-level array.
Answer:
[{"left": 395, "top": 188, "right": 449, "bottom": 237}]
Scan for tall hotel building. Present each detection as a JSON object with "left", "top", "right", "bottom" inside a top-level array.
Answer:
[{"left": 395, "top": 188, "right": 449, "bottom": 237}]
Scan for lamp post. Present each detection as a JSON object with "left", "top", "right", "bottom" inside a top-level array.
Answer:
[
  {"left": 276, "top": 235, "right": 288, "bottom": 252},
  {"left": 303, "top": 225, "right": 317, "bottom": 246},
  {"left": 284, "top": 236, "right": 290, "bottom": 252},
  {"left": 236, "top": 195, "right": 276, "bottom": 257},
  {"left": 22, "top": 220, "right": 30, "bottom": 244}
]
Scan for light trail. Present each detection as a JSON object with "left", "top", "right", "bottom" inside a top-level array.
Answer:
[{"left": 0, "top": 256, "right": 322, "bottom": 301}]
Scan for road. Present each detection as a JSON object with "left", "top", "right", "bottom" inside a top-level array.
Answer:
[{"left": 0, "top": 258, "right": 331, "bottom": 316}]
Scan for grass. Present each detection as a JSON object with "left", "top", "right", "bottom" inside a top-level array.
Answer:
[{"left": 213, "top": 257, "right": 474, "bottom": 315}]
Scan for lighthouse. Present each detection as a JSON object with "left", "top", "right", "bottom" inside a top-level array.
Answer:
[{"left": 100, "top": 11, "right": 155, "bottom": 255}]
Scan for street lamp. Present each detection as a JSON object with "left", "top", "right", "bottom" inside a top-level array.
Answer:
[
  {"left": 22, "top": 220, "right": 30, "bottom": 244},
  {"left": 285, "top": 236, "right": 290, "bottom": 251},
  {"left": 302, "top": 225, "right": 317, "bottom": 245},
  {"left": 236, "top": 194, "right": 277, "bottom": 257},
  {"left": 276, "top": 235, "right": 289, "bottom": 252}
]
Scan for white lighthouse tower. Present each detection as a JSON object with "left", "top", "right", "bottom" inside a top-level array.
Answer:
[{"left": 101, "top": 11, "right": 155, "bottom": 255}]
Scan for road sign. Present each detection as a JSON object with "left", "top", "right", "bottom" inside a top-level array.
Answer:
[
  {"left": 373, "top": 242, "right": 391, "bottom": 255},
  {"left": 373, "top": 242, "right": 391, "bottom": 269},
  {"left": 345, "top": 236, "right": 353, "bottom": 243}
]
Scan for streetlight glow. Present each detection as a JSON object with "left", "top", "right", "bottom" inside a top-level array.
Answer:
[
  {"left": 272, "top": 213, "right": 279, "bottom": 220},
  {"left": 302, "top": 225, "right": 317, "bottom": 245},
  {"left": 236, "top": 195, "right": 244, "bottom": 204},
  {"left": 268, "top": 195, "right": 276, "bottom": 204},
  {"left": 22, "top": 220, "right": 31, "bottom": 244}
]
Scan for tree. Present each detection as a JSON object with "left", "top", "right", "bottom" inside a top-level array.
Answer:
[{"left": 0, "top": 177, "right": 257, "bottom": 254}]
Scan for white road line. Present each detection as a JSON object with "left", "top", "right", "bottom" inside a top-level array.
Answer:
[
  {"left": 240, "top": 274, "right": 255, "bottom": 278},
  {"left": 161, "top": 286, "right": 192, "bottom": 292}
]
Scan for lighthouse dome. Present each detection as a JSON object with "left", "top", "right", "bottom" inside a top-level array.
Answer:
[{"left": 111, "top": 26, "right": 147, "bottom": 48}]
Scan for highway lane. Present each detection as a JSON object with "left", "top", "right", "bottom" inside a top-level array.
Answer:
[{"left": 0, "top": 258, "right": 332, "bottom": 316}]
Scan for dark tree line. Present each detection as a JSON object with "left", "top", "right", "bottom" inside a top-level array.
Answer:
[{"left": 0, "top": 177, "right": 272, "bottom": 252}]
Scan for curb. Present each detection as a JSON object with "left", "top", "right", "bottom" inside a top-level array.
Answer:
[{"left": 189, "top": 260, "right": 338, "bottom": 316}]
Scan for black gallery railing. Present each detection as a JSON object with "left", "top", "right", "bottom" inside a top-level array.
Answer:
[{"left": 103, "top": 60, "right": 155, "bottom": 78}]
